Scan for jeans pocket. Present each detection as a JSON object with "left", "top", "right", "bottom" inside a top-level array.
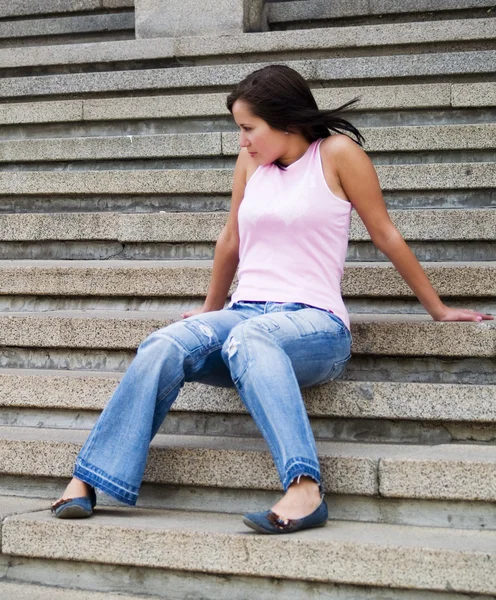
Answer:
[
  {"left": 284, "top": 311, "right": 318, "bottom": 337},
  {"left": 255, "top": 316, "right": 281, "bottom": 333},
  {"left": 321, "top": 355, "right": 351, "bottom": 384}
]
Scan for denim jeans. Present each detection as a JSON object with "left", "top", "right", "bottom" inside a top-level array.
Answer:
[{"left": 74, "top": 301, "right": 352, "bottom": 505}]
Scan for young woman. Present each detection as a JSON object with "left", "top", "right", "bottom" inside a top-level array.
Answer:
[{"left": 51, "top": 65, "right": 492, "bottom": 534}]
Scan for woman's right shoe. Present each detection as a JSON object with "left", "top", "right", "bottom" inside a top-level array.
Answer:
[{"left": 50, "top": 486, "right": 96, "bottom": 519}]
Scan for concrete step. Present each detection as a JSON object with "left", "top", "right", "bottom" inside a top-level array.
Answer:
[
  {"left": 0, "top": 51, "right": 494, "bottom": 98},
  {"left": 0, "top": 425, "right": 495, "bottom": 500},
  {"left": 0, "top": 163, "right": 494, "bottom": 194},
  {"left": 0, "top": 125, "right": 493, "bottom": 162},
  {"left": 1, "top": 82, "right": 493, "bottom": 126},
  {"left": 0, "top": 1, "right": 133, "bottom": 20},
  {"left": 3, "top": 507, "right": 496, "bottom": 595},
  {"left": 2, "top": 209, "right": 493, "bottom": 242},
  {"left": 0, "top": 14, "right": 135, "bottom": 49},
  {"left": 0, "top": 18, "right": 494, "bottom": 70},
  {"left": 0, "top": 580, "right": 160, "bottom": 600},
  {"left": 269, "top": 0, "right": 496, "bottom": 28},
  {"left": 0, "top": 260, "right": 492, "bottom": 299},
  {"left": 0, "top": 310, "right": 494, "bottom": 357},
  {"left": 0, "top": 367, "right": 494, "bottom": 424}
]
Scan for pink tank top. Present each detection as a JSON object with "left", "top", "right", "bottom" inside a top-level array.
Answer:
[{"left": 231, "top": 138, "right": 352, "bottom": 330}]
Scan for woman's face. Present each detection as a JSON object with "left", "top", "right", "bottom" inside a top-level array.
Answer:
[{"left": 231, "top": 99, "right": 288, "bottom": 166}]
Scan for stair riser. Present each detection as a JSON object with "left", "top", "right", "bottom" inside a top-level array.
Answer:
[
  {"left": 1, "top": 152, "right": 494, "bottom": 171},
  {"left": 1, "top": 241, "right": 495, "bottom": 263},
  {"left": 0, "top": 264, "right": 492, "bottom": 298},
  {"left": 1, "top": 348, "right": 494, "bottom": 384},
  {"left": 1, "top": 407, "right": 493, "bottom": 444},
  {"left": 1, "top": 52, "right": 494, "bottom": 99},
  {"left": 268, "top": 1, "right": 496, "bottom": 28},
  {"left": 272, "top": 9, "right": 496, "bottom": 31},
  {"left": 2, "top": 475, "right": 496, "bottom": 532},
  {"left": 0, "top": 296, "right": 494, "bottom": 316},
  {"left": 0, "top": 190, "right": 494, "bottom": 214},
  {"left": 2, "top": 554, "right": 490, "bottom": 600}
]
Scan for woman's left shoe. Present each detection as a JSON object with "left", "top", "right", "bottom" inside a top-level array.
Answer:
[
  {"left": 50, "top": 486, "right": 97, "bottom": 519},
  {"left": 243, "top": 498, "right": 328, "bottom": 534}
]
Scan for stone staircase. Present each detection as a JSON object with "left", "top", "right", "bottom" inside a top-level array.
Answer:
[{"left": 0, "top": 0, "right": 495, "bottom": 598}]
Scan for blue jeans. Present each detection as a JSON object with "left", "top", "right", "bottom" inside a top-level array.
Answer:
[{"left": 74, "top": 301, "right": 352, "bottom": 505}]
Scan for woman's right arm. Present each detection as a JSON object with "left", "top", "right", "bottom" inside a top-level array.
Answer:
[{"left": 181, "top": 150, "right": 248, "bottom": 318}]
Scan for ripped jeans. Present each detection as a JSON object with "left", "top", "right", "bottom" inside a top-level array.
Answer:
[{"left": 74, "top": 301, "right": 352, "bottom": 505}]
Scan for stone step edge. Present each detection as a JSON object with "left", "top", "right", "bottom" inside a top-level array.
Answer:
[
  {"left": 1, "top": 368, "right": 494, "bottom": 422},
  {"left": 0, "top": 18, "right": 493, "bottom": 70},
  {"left": 1, "top": 209, "right": 495, "bottom": 242},
  {"left": 1, "top": 51, "right": 494, "bottom": 99},
  {"left": 1, "top": 83, "right": 494, "bottom": 125},
  {"left": 268, "top": 0, "right": 496, "bottom": 22},
  {"left": 0, "top": 580, "right": 157, "bottom": 600},
  {"left": 0, "top": 163, "right": 494, "bottom": 193},
  {"left": 0, "top": 124, "right": 494, "bottom": 162},
  {"left": 0, "top": 13, "right": 134, "bottom": 39},
  {"left": 0, "top": 261, "right": 493, "bottom": 298},
  {"left": 0, "top": 311, "right": 494, "bottom": 357},
  {"left": 2, "top": 506, "right": 496, "bottom": 595},
  {"left": 0, "top": 0, "right": 133, "bottom": 20},
  {"left": 0, "top": 426, "right": 495, "bottom": 500}
]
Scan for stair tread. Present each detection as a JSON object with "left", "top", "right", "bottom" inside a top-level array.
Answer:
[
  {"left": 0, "top": 425, "right": 494, "bottom": 461},
  {"left": 3, "top": 505, "right": 496, "bottom": 593}
]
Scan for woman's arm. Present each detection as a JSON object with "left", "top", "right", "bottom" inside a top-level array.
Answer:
[
  {"left": 323, "top": 135, "right": 493, "bottom": 322},
  {"left": 181, "top": 150, "right": 248, "bottom": 318}
]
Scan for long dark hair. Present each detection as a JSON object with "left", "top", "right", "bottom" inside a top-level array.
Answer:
[{"left": 226, "top": 64, "right": 364, "bottom": 147}]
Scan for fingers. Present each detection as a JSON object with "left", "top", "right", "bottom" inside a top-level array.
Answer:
[
  {"left": 460, "top": 311, "right": 493, "bottom": 322},
  {"left": 437, "top": 308, "right": 494, "bottom": 322}
]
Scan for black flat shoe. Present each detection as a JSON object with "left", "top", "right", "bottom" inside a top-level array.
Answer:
[
  {"left": 51, "top": 486, "right": 96, "bottom": 519},
  {"left": 243, "top": 498, "right": 328, "bottom": 534}
]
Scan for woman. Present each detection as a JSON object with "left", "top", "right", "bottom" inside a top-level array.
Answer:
[{"left": 51, "top": 65, "right": 492, "bottom": 534}]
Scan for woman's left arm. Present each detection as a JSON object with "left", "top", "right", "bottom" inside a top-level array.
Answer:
[{"left": 327, "top": 135, "right": 493, "bottom": 322}]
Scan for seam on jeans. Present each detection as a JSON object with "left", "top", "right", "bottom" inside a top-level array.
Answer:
[
  {"left": 284, "top": 456, "right": 320, "bottom": 471},
  {"left": 156, "top": 370, "right": 185, "bottom": 404},
  {"left": 79, "top": 475, "right": 136, "bottom": 506},
  {"left": 76, "top": 458, "right": 140, "bottom": 494},
  {"left": 233, "top": 370, "right": 282, "bottom": 470},
  {"left": 284, "top": 461, "right": 321, "bottom": 489},
  {"left": 77, "top": 471, "right": 136, "bottom": 503},
  {"left": 284, "top": 311, "right": 318, "bottom": 337},
  {"left": 320, "top": 353, "right": 351, "bottom": 386},
  {"left": 80, "top": 400, "right": 106, "bottom": 461}
]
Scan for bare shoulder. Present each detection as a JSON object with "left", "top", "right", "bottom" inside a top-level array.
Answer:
[{"left": 320, "top": 134, "right": 365, "bottom": 165}]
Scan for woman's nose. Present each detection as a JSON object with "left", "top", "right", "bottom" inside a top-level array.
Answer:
[{"left": 239, "top": 132, "right": 249, "bottom": 148}]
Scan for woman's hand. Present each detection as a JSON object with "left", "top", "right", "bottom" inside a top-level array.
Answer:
[
  {"left": 432, "top": 305, "right": 494, "bottom": 322},
  {"left": 181, "top": 307, "right": 208, "bottom": 319}
]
